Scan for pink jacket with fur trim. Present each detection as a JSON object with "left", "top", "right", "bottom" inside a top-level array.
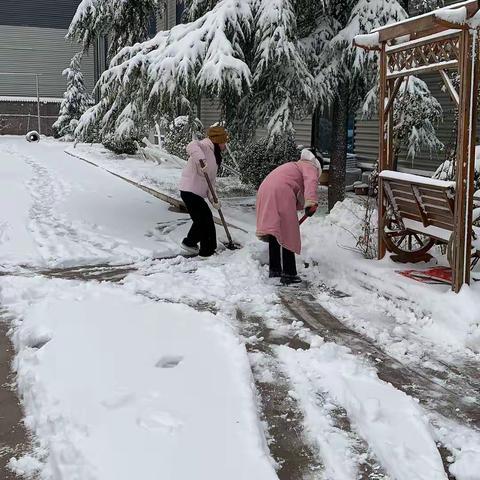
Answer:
[
  {"left": 256, "top": 161, "right": 320, "bottom": 255},
  {"left": 179, "top": 138, "right": 218, "bottom": 199}
]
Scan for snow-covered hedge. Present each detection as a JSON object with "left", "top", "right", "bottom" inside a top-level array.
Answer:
[{"left": 237, "top": 134, "right": 298, "bottom": 188}]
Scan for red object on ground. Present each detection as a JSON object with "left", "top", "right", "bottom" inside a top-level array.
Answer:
[{"left": 397, "top": 267, "right": 452, "bottom": 284}]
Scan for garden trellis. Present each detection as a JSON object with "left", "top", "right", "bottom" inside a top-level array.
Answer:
[{"left": 355, "top": 0, "right": 480, "bottom": 292}]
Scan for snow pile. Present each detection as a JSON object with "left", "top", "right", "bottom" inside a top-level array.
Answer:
[
  {"left": 1, "top": 276, "right": 277, "bottom": 480},
  {"left": 278, "top": 341, "right": 448, "bottom": 480},
  {"left": 122, "top": 243, "right": 281, "bottom": 320}
]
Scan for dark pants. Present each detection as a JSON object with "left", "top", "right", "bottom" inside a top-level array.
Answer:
[
  {"left": 269, "top": 236, "right": 297, "bottom": 276},
  {"left": 180, "top": 191, "right": 217, "bottom": 256}
]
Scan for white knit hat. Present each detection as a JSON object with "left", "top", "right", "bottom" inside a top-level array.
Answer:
[{"left": 300, "top": 148, "right": 322, "bottom": 172}]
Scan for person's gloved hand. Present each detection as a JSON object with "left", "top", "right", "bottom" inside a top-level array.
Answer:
[
  {"left": 211, "top": 200, "right": 221, "bottom": 210},
  {"left": 305, "top": 204, "right": 318, "bottom": 217},
  {"left": 199, "top": 159, "right": 208, "bottom": 172}
]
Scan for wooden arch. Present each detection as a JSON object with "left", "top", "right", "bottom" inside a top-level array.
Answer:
[{"left": 355, "top": 0, "right": 480, "bottom": 292}]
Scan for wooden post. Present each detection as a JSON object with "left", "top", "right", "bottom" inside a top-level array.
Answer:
[
  {"left": 378, "top": 43, "right": 388, "bottom": 260},
  {"left": 387, "top": 78, "right": 395, "bottom": 170},
  {"left": 453, "top": 29, "right": 479, "bottom": 293}
]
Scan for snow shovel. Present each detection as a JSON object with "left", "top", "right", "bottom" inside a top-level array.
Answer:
[{"left": 199, "top": 159, "right": 241, "bottom": 250}]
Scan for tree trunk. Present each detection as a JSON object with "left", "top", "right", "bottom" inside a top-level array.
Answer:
[{"left": 328, "top": 86, "right": 349, "bottom": 211}]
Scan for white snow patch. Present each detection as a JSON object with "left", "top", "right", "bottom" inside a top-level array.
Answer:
[
  {"left": 435, "top": 6, "right": 468, "bottom": 25},
  {"left": 354, "top": 32, "right": 380, "bottom": 49},
  {"left": 0, "top": 276, "right": 277, "bottom": 480}
]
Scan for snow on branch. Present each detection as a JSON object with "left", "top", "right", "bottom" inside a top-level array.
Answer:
[
  {"left": 68, "top": 0, "right": 160, "bottom": 56},
  {"left": 252, "top": 0, "right": 316, "bottom": 138},
  {"left": 76, "top": 0, "right": 253, "bottom": 143},
  {"left": 332, "top": 0, "right": 407, "bottom": 73},
  {"left": 362, "top": 75, "right": 443, "bottom": 160}
]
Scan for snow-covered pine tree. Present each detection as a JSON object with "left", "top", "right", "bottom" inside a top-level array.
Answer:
[
  {"left": 67, "top": 0, "right": 160, "bottom": 59},
  {"left": 312, "top": 0, "right": 407, "bottom": 210},
  {"left": 392, "top": 77, "right": 443, "bottom": 167},
  {"left": 53, "top": 53, "right": 93, "bottom": 140},
  {"left": 75, "top": 0, "right": 316, "bottom": 153},
  {"left": 249, "top": 0, "right": 316, "bottom": 141},
  {"left": 75, "top": 0, "right": 252, "bottom": 150}
]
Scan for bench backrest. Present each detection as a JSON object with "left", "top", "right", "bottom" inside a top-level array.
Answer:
[{"left": 379, "top": 170, "right": 455, "bottom": 232}]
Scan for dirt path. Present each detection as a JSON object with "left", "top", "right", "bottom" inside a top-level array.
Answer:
[{"left": 0, "top": 315, "right": 31, "bottom": 479}]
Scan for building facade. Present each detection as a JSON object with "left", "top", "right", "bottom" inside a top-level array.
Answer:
[{"left": 0, "top": 0, "right": 96, "bottom": 135}]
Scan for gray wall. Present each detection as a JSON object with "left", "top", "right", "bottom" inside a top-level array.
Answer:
[
  {"left": 1, "top": 0, "right": 82, "bottom": 30},
  {"left": 0, "top": 25, "right": 94, "bottom": 99}
]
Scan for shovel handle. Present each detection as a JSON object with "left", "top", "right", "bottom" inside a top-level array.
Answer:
[
  {"left": 299, "top": 215, "right": 308, "bottom": 225},
  {"left": 199, "top": 159, "right": 234, "bottom": 244},
  {"left": 199, "top": 159, "right": 218, "bottom": 202}
]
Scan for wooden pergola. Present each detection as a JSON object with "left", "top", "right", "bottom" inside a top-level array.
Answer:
[{"left": 355, "top": 0, "right": 480, "bottom": 292}]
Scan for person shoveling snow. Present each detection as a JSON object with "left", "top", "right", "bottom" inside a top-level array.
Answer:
[
  {"left": 256, "top": 148, "right": 323, "bottom": 285},
  {"left": 179, "top": 126, "right": 230, "bottom": 257}
]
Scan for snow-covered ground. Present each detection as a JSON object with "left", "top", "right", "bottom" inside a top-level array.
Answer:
[
  {"left": 0, "top": 137, "right": 189, "bottom": 269},
  {"left": 0, "top": 136, "right": 479, "bottom": 480}
]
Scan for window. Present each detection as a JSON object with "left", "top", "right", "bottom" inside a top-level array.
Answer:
[{"left": 176, "top": 1, "right": 186, "bottom": 24}]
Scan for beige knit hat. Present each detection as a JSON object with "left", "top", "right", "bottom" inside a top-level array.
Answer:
[{"left": 207, "top": 126, "right": 229, "bottom": 144}]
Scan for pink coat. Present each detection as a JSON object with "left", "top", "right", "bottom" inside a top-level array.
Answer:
[
  {"left": 179, "top": 138, "right": 218, "bottom": 198},
  {"left": 256, "top": 161, "right": 319, "bottom": 255}
]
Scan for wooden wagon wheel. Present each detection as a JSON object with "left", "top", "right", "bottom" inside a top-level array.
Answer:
[{"left": 382, "top": 211, "right": 436, "bottom": 259}]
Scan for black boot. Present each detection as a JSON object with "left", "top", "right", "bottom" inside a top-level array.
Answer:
[
  {"left": 280, "top": 274, "right": 302, "bottom": 285},
  {"left": 269, "top": 270, "right": 281, "bottom": 278}
]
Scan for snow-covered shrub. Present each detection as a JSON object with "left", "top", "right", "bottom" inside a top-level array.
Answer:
[
  {"left": 102, "top": 134, "right": 138, "bottom": 155},
  {"left": 163, "top": 116, "right": 204, "bottom": 160},
  {"left": 237, "top": 134, "right": 298, "bottom": 188}
]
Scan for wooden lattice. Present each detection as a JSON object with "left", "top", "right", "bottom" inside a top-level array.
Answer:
[{"left": 387, "top": 35, "right": 460, "bottom": 76}]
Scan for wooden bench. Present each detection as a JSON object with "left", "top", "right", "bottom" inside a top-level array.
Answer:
[{"left": 379, "top": 170, "right": 479, "bottom": 266}]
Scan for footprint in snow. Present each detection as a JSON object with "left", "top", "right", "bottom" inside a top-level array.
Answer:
[
  {"left": 156, "top": 355, "right": 183, "bottom": 369},
  {"left": 101, "top": 392, "right": 136, "bottom": 410},
  {"left": 137, "top": 410, "right": 183, "bottom": 434}
]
